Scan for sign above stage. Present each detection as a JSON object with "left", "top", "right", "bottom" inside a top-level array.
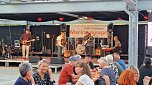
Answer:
[{"left": 70, "top": 25, "right": 108, "bottom": 38}]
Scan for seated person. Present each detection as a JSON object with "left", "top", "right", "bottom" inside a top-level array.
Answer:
[
  {"left": 118, "top": 69, "right": 137, "bottom": 85},
  {"left": 58, "top": 56, "right": 81, "bottom": 85},
  {"left": 139, "top": 57, "right": 152, "bottom": 85},
  {"left": 75, "top": 61, "right": 94, "bottom": 85},
  {"left": 33, "top": 59, "right": 55, "bottom": 85},
  {"left": 84, "top": 54, "right": 96, "bottom": 71},
  {"left": 113, "top": 51, "right": 126, "bottom": 70},
  {"left": 111, "top": 36, "right": 122, "bottom": 53},
  {"left": 14, "top": 63, "right": 35, "bottom": 85},
  {"left": 97, "top": 57, "right": 116, "bottom": 85}
]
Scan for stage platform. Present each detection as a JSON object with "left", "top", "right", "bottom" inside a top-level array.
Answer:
[
  {"left": 0, "top": 58, "right": 64, "bottom": 73},
  {"left": 0, "top": 59, "right": 28, "bottom": 66}
]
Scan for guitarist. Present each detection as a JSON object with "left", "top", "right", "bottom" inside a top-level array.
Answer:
[
  {"left": 56, "top": 32, "right": 66, "bottom": 57},
  {"left": 20, "top": 29, "right": 32, "bottom": 60},
  {"left": 83, "top": 32, "right": 94, "bottom": 56}
]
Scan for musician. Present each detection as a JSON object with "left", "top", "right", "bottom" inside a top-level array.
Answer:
[
  {"left": 56, "top": 32, "right": 66, "bottom": 57},
  {"left": 83, "top": 32, "right": 94, "bottom": 56},
  {"left": 20, "top": 29, "right": 32, "bottom": 60},
  {"left": 111, "top": 36, "right": 122, "bottom": 52}
]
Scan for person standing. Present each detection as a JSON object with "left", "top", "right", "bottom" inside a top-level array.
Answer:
[
  {"left": 56, "top": 32, "right": 66, "bottom": 57},
  {"left": 83, "top": 32, "right": 94, "bottom": 56},
  {"left": 20, "top": 29, "right": 32, "bottom": 60}
]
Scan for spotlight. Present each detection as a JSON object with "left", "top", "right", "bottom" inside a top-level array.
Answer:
[{"left": 37, "top": 18, "right": 42, "bottom": 22}]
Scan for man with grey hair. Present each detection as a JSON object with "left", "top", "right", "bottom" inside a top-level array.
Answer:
[
  {"left": 14, "top": 63, "right": 35, "bottom": 85},
  {"left": 106, "top": 54, "right": 119, "bottom": 82},
  {"left": 96, "top": 57, "right": 116, "bottom": 85}
]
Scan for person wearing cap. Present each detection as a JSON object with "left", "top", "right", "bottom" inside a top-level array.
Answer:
[
  {"left": 96, "top": 57, "right": 116, "bottom": 85},
  {"left": 58, "top": 56, "right": 80, "bottom": 85},
  {"left": 14, "top": 63, "right": 35, "bottom": 85},
  {"left": 139, "top": 57, "right": 152, "bottom": 85},
  {"left": 84, "top": 54, "right": 96, "bottom": 71},
  {"left": 20, "top": 29, "right": 32, "bottom": 60}
]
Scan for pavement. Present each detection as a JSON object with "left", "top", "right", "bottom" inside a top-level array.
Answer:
[{"left": 0, "top": 66, "right": 60, "bottom": 85}]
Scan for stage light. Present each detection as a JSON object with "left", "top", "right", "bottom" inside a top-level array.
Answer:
[
  {"left": 144, "top": 16, "right": 148, "bottom": 20},
  {"left": 37, "top": 18, "right": 42, "bottom": 22},
  {"left": 87, "top": 17, "right": 93, "bottom": 20},
  {"left": 59, "top": 17, "right": 64, "bottom": 21},
  {"left": 117, "top": 18, "right": 123, "bottom": 20}
]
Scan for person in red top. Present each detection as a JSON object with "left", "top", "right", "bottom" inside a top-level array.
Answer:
[
  {"left": 20, "top": 29, "right": 32, "bottom": 60},
  {"left": 58, "top": 56, "right": 80, "bottom": 85}
]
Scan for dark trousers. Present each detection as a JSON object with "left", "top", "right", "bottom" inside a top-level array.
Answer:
[{"left": 85, "top": 46, "right": 93, "bottom": 56}]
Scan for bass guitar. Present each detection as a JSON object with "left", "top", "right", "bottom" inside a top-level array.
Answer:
[{"left": 21, "top": 39, "right": 35, "bottom": 45}]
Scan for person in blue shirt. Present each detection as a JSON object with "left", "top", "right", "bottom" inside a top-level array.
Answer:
[
  {"left": 97, "top": 57, "right": 116, "bottom": 85},
  {"left": 14, "top": 63, "right": 35, "bottom": 85},
  {"left": 113, "top": 51, "right": 126, "bottom": 70}
]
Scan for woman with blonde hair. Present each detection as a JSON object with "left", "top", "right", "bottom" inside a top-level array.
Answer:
[
  {"left": 129, "top": 65, "right": 141, "bottom": 85},
  {"left": 75, "top": 61, "right": 94, "bottom": 85},
  {"left": 33, "top": 59, "right": 55, "bottom": 85},
  {"left": 118, "top": 69, "right": 137, "bottom": 85}
]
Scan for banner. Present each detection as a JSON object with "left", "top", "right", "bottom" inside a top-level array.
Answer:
[{"left": 70, "top": 25, "right": 108, "bottom": 38}]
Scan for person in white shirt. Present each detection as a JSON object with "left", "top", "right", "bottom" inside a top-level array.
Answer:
[
  {"left": 56, "top": 32, "right": 66, "bottom": 57},
  {"left": 75, "top": 61, "right": 94, "bottom": 85}
]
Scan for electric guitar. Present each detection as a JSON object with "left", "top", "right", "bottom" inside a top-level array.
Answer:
[
  {"left": 83, "top": 34, "right": 95, "bottom": 45},
  {"left": 21, "top": 39, "right": 35, "bottom": 45}
]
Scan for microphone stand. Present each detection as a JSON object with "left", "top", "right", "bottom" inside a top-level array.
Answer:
[{"left": 51, "top": 35, "right": 55, "bottom": 57}]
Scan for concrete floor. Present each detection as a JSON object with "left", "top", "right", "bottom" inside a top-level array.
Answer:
[{"left": 0, "top": 66, "right": 60, "bottom": 85}]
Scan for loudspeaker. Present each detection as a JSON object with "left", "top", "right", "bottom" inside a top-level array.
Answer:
[
  {"left": 50, "top": 57, "right": 65, "bottom": 64},
  {"left": 29, "top": 56, "right": 41, "bottom": 63},
  {"left": 107, "top": 22, "right": 114, "bottom": 32},
  {"left": 60, "top": 23, "right": 67, "bottom": 32}
]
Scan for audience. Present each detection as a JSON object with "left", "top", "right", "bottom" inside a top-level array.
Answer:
[
  {"left": 14, "top": 63, "right": 35, "bottom": 85},
  {"left": 110, "top": 52, "right": 124, "bottom": 76},
  {"left": 84, "top": 54, "right": 96, "bottom": 71},
  {"left": 106, "top": 54, "right": 119, "bottom": 82},
  {"left": 33, "top": 59, "right": 55, "bottom": 85},
  {"left": 96, "top": 57, "right": 116, "bottom": 85},
  {"left": 75, "top": 61, "right": 94, "bottom": 85},
  {"left": 113, "top": 51, "right": 126, "bottom": 70},
  {"left": 58, "top": 56, "right": 80, "bottom": 85},
  {"left": 143, "top": 76, "right": 152, "bottom": 85},
  {"left": 129, "top": 65, "right": 141, "bottom": 85},
  {"left": 139, "top": 57, "right": 152, "bottom": 85},
  {"left": 118, "top": 69, "right": 137, "bottom": 85}
]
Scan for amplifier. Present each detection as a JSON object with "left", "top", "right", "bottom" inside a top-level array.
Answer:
[
  {"left": 50, "top": 57, "right": 65, "bottom": 64},
  {"left": 29, "top": 56, "right": 41, "bottom": 63}
]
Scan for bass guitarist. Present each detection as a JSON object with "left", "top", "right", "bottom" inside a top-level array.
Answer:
[
  {"left": 83, "top": 32, "right": 94, "bottom": 56},
  {"left": 20, "top": 29, "right": 32, "bottom": 60}
]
